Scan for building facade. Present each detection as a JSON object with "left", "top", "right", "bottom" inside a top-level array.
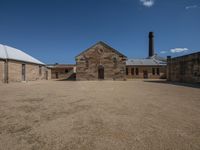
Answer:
[
  {"left": 0, "top": 44, "right": 51, "bottom": 83},
  {"left": 49, "top": 64, "right": 76, "bottom": 80},
  {"left": 76, "top": 41, "right": 127, "bottom": 80},
  {"left": 126, "top": 32, "right": 167, "bottom": 79},
  {"left": 167, "top": 52, "right": 200, "bottom": 83},
  {"left": 126, "top": 58, "right": 166, "bottom": 79}
]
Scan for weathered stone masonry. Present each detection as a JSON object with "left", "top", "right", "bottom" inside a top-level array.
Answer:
[
  {"left": 167, "top": 52, "right": 200, "bottom": 83},
  {"left": 76, "top": 42, "right": 127, "bottom": 81}
]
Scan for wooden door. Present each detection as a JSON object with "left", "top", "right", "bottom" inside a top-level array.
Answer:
[{"left": 98, "top": 66, "right": 104, "bottom": 80}]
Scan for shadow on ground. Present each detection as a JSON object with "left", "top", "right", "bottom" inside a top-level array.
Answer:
[{"left": 144, "top": 80, "right": 200, "bottom": 89}]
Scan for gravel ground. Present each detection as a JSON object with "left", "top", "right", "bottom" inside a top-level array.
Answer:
[{"left": 0, "top": 80, "right": 200, "bottom": 150}]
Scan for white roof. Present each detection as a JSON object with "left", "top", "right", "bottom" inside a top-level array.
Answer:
[
  {"left": 126, "top": 58, "right": 166, "bottom": 66},
  {"left": 0, "top": 44, "right": 45, "bottom": 65}
]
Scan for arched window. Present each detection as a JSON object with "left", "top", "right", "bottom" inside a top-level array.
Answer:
[{"left": 86, "top": 60, "right": 89, "bottom": 68}]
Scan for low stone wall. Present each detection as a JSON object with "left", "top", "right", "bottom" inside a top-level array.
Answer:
[{"left": 167, "top": 52, "right": 200, "bottom": 83}]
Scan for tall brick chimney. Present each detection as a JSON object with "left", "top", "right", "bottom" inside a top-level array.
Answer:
[{"left": 149, "top": 32, "right": 154, "bottom": 57}]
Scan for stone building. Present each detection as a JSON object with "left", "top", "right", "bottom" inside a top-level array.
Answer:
[
  {"left": 126, "top": 32, "right": 167, "bottom": 79},
  {"left": 48, "top": 64, "right": 76, "bottom": 80},
  {"left": 167, "top": 52, "right": 200, "bottom": 83},
  {"left": 76, "top": 41, "right": 127, "bottom": 80},
  {"left": 0, "top": 44, "right": 51, "bottom": 83}
]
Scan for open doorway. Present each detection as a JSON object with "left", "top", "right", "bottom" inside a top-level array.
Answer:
[
  {"left": 98, "top": 65, "right": 104, "bottom": 80},
  {"left": 143, "top": 70, "right": 148, "bottom": 79}
]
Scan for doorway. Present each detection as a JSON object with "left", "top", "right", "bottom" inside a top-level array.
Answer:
[
  {"left": 98, "top": 65, "right": 104, "bottom": 80},
  {"left": 22, "top": 64, "right": 26, "bottom": 81},
  {"left": 55, "top": 72, "right": 59, "bottom": 79},
  {"left": 143, "top": 70, "right": 148, "bottom": 79},
  {"left": 45, "top": 71, "right": 48, "bottom": 80}
]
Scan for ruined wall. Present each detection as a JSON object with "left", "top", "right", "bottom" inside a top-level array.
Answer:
[
  {"left": 76, "top": 43, "right": 127, "bottom": 80},
  {"left": 51, "top": 67, "right": 74, "bottom": 79},
  {"left": 126, "top": 66, "right": 166, "bottom": 79},
  {"left": 167, "top": 52, "right": 200, "bottom": 83},
  {"left": 0, "top": 60, "right": 4, "bottom": 83},
  {"left": 8, "top": 60, "right": 48, "bottom": 83}
]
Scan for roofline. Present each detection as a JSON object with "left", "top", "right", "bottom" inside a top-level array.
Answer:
[
  {"left": 75, "top": 41, "right": 127, "bottom": 58},
  {"left": 170, "top": 51, "right": 200, "bottom": 59},
  {"left": 4, "top": 58, "right": 46, "bottom": 66},
  {"left": 0, "top": 44, "right": 45, "bottom": 65},
  {"left": 126, "top": 64, "right": 167, "bottom": 67}
]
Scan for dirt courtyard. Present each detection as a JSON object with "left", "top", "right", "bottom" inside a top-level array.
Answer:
[{"left": 0, "top": 80, "right": 200, "bottom": 150}]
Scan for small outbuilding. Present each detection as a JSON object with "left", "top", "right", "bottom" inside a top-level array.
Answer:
[{"left": 0, "top": 44, "right": 51, "bottom": 83}]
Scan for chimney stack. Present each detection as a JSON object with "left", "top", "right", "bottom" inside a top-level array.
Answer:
[{"left": 149, "top": 32, "right": 154, "bottom": 57}]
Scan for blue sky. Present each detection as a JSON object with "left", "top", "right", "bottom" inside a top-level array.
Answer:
[{"left": 0, "top": 0, "right": 199, "bottom": 64}]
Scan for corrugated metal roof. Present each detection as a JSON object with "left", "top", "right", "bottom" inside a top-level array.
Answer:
[
  {"left": 0, "top": 44, "right": 45, "bottom": 65},
  {"left": 126, "top": 58, "right": 166, "bottom": 66}
]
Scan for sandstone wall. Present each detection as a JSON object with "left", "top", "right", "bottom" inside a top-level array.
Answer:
[
  {"left": 8, "top": 60, "right": 48, "bottom": 83},
  {"left": 126, "top": 66, "right": 166, "bottom": 79},
  {"left": 51, "top": 68, "right": 73, "bottom": 79},
  {"left": 167, "top": 52, "right": 200, "bottom": 83},
  {"left": 76, "top": 43, "right": 127, "bottom": 81}
]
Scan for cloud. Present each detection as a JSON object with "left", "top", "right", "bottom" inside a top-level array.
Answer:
[
  {"left": 185, "top": 5, "right": 199, "bottom": 10},
  {"left": 159, "top": 48, "right": 190, "bottom": 54},
  {"left": 160, "top": 51, "right": 167, "bottom": 54},
  {"left": 170, "top": 48, "right": 189, "bottom": 53},
  {"left": 140, "top": 0, "right": 155, "bottom": 7}
]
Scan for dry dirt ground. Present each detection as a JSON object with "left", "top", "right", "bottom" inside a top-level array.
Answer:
[{"left": 0, "top": 80, "right": 200, "bottom": 150}]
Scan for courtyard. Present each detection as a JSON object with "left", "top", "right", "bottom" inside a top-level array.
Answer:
[{"left": 0, "top": 80, "right": 200, "bottom": 150}]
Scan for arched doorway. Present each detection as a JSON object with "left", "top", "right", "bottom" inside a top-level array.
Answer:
[{"left": 98, "top": 65, "right": 104, "bottom": 80}]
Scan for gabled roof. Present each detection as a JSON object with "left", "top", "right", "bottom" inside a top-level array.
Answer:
[
  {"left": 0, "top": 44, "right": 45, "bottom": 65},
  {"left": 75, "top": 41, "right": 127, "bottom": 58},
  {"left": 126, "top": 58, "right": 166, "bottom": 66}
]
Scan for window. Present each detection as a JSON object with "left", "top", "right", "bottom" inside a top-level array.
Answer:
[
  {"left": 22, "top": 64, "right": 26, "bottom": 81},
  {"left": 65, "top": 69, "right": 69, "bottom": 73},
  {"left": 126, "top": 68, "right": 129, "bottom": 75},
  {"left": 136, "top": 68, "right": 139, "bottom": 75},
  {"left": 86, "top": 60, "right": 89, "bottom": 68},
  {"left": 156, "top": 68, "right": 160, "bottom": 75},
  {"left": 39, "top": 66, "right": 42, "bottom": 76},
  {"left": 131, "top": 68, "right": 134, "bottom": 75},
  {"left": 152, "top": 68, "right": 155, "bottom": 75},
  {"left": 113, "top": 57, "right": 117, "bottom": 68}
]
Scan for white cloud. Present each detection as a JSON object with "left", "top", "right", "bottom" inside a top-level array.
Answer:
[
  {"left": 185, "top": 5, "right": 199, "bottom": 10},
  {"left": 140, "top": 0, "right": 155, "bottom": 7},
  {"left": 170, "top": 48, "right": 189, "bottom": 53},
  {"left": 160, "top": 51, "right": 167, "bottom": 54}
]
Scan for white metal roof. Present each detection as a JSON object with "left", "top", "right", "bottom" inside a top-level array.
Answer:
[
  {"left": 126, "top": 58, "right": 166, "bottom": 66},
  {"left": 0, "top": 44, "right": 45, "bottom": 65}
]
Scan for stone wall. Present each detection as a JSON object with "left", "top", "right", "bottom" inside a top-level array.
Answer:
[
  {"left": 0, "top": 60, "right": 4, "bottom": 83},
  {"left": 126, "top": 66, "right": 166, "bottom": 79},
  {"left": 51, "top": 67, "right": 74, "bottom": 79},
  {"left": 167, "top": 52, "right": 200, "bottom": 83},
  {"left": 76, "top": 42, "right": 127, "bottom": 80},
  {"left": 8, "top": 60, "right": 49, "bottom": 83}
]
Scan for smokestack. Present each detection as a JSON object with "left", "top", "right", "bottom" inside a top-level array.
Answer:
[{"left": 149, "top": 32, "right": 154, "bottom": 57}]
